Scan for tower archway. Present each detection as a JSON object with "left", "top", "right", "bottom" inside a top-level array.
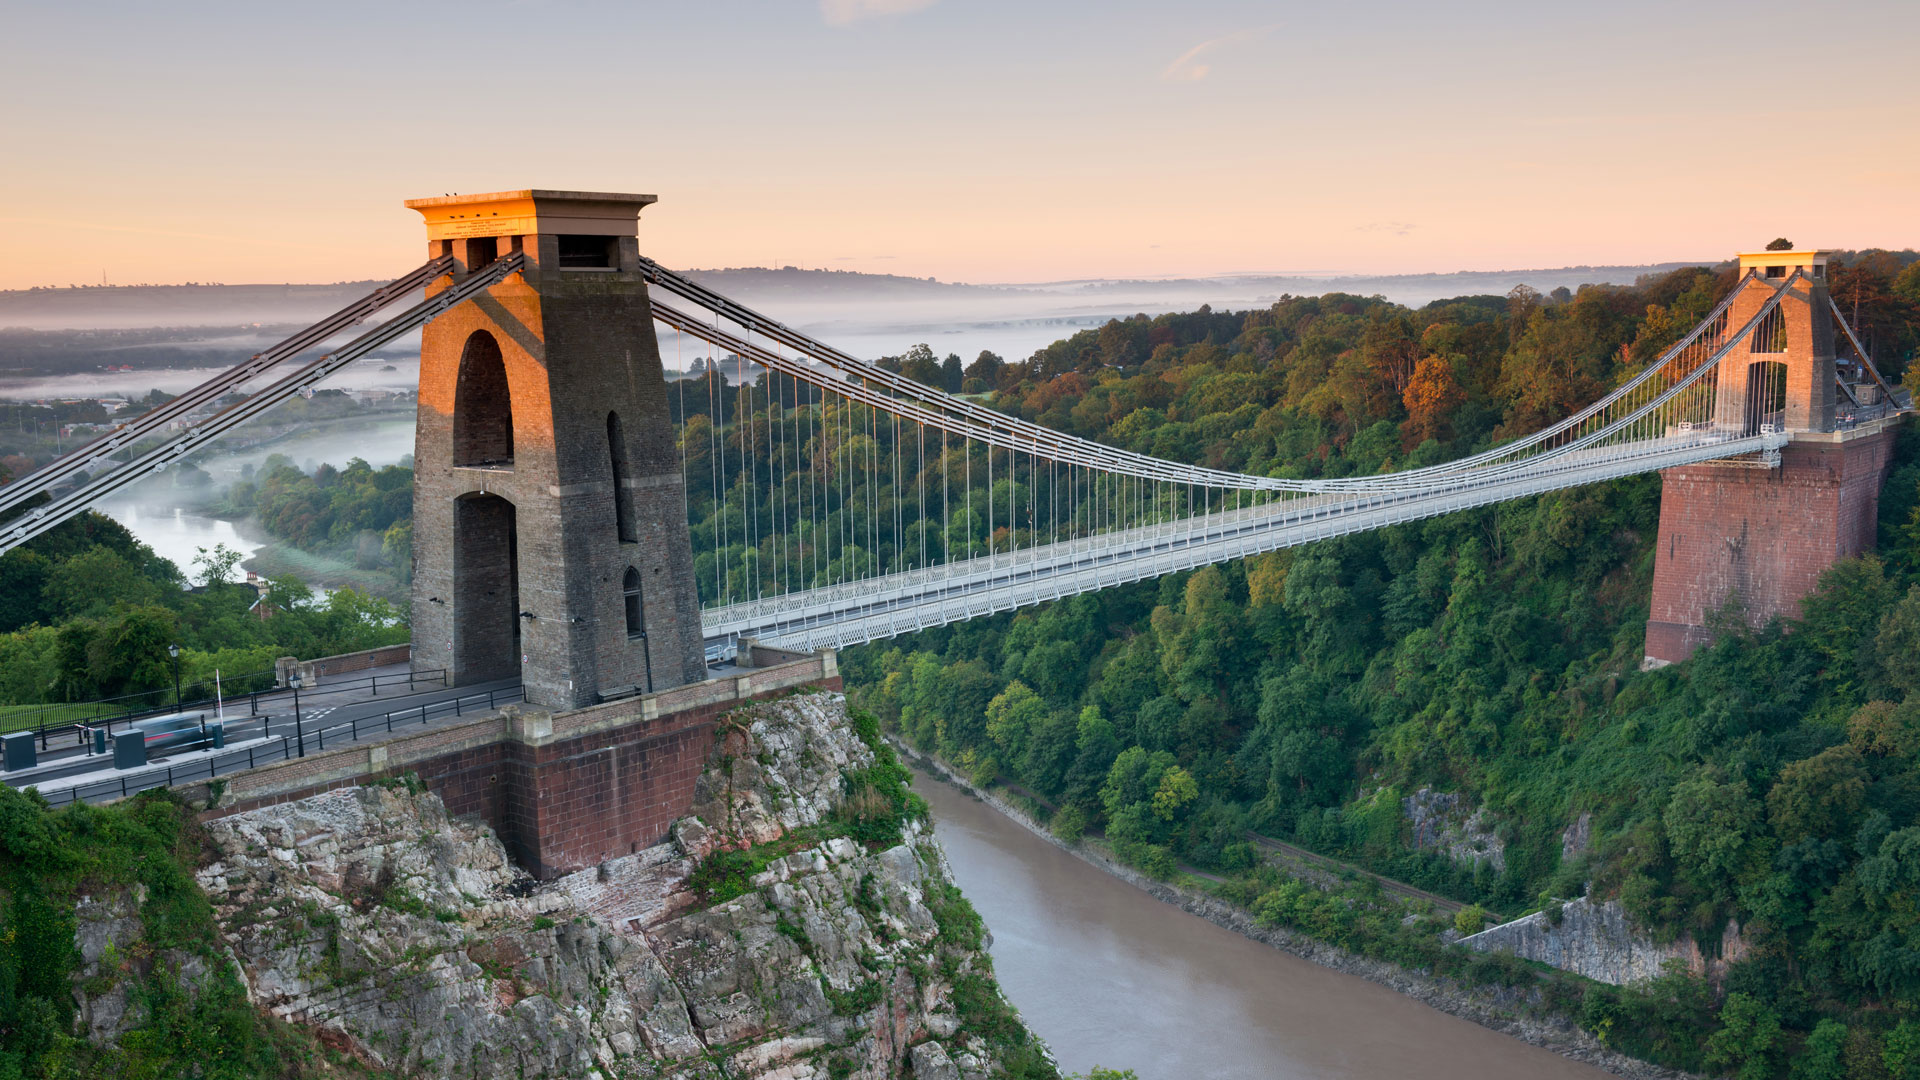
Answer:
[
  {"left": 452, "top": 492, "right": 520, "bottom": 682},
  {"left": 623, "top": 565, "right": 644, "bottom": 637},
  {"left": 453, "top": 330, "right": 513, "bottom": 467},
  {"left": 1746, "top": 360, "right": 1787, "bottom": 436}
]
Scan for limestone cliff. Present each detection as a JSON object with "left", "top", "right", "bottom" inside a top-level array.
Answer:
[{"left": 187, "top": 690, "right": 1045, "bottom": 1079}]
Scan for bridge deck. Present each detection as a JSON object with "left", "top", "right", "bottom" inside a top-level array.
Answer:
[{"left": 703, "top": 431, "right": 1783, "bottom": 655}]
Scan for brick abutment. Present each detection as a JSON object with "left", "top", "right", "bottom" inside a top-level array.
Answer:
[
  {"left": 1645, "top": 423, "right": 1899, "bottom": 666},
  {"left": 194, "top": 653, "right": 840, "bottom": 880}
]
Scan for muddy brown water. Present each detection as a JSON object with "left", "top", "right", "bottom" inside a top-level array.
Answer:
[{"left": 914, "top": 768, "right": 1615, "bottom": 1080}]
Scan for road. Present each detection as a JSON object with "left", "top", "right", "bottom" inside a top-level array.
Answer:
[
  {"left": 6, "top": 668, "right": 524, "bottom": 805},
  {"left": 1244, "top": 830, "right": 1489, "bottom": 918}
]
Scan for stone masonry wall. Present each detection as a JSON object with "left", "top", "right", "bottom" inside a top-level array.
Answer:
[
  {"left": 309, "top": 643, "right": 411, "bottom": 677},
  {"left": 1459, "top": 896, "right": 1748, "bottom": 987}
]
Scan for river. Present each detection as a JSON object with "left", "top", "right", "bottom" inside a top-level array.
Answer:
[
  {"left": 913, "top": 769, "right": 1613, "bottom": 1080},
  {"left": 99, "top": 500, "right": 262, "bottom": 582}
]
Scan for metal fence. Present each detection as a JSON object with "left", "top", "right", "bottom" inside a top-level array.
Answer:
[
  {"left": 17, "top": 668, "right": 449, "bottom": 753},
  {"left": 1, "top": 668, "right": 279, "bottom": 741},
  {"left": 32, "top": 682, "right": 522, "bottom": 807}
]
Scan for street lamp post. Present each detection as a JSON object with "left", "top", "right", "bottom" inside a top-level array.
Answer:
[
  {"left": 167, "top": 643, "right": 181, "bottom": 706},
  {"left": 289, "top": 673, "right": 307, "bottom": 758}
]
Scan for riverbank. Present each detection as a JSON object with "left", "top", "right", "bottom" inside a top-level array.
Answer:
[
  {"left": 896, "top": 739, "right": 1696, "bottom": 1080},
  {"left": 241, "top": 537, "right": 408, "bottom": 603}
]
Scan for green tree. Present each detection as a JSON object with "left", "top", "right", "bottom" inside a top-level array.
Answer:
[
  {"left": 190, "top": 542, "right": 244, "bottom": 588},
  {"left": 1665, "top": 776, "right": 1769, "bottom": 903},
  {"left": 1767, "top": 746, "right": 1870, "bottom": 845},
  {"left": 1453, "top": 903, "right": 1491, "bottom": 935},
  {"left": 985, "top": 680, "right": 1047, "bottom": 771},
  {"left": 1705, "top": 993, "right": 1783, "bottom": 1080},
  {"left": 1876, "top": 585, "right": 1920, "bottom": 695},
  {"left": 42, "top": 546, "right": 169, "bottom": 619},
  {"left": 1150, "top": 765, "right": 1198, "bottom": 821},
  {"left": 1887, "top": 1019, "right": 1920, "bottom": 1080},
  {"left": 1791, "top": 1018, "right": 1847, "bottom": 1080}
]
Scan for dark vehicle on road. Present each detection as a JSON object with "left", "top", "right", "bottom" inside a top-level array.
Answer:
[{"left": 131, "top": 712, "right": 211, "bottom": 755}]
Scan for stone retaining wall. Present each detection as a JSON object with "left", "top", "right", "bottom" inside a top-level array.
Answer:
[
  {"left": 195, "top": 651, "right": 840, "bottom": 879},
  {"left": 1458, "top": 897, "right": 1746, "bottom": 988},
  {"left": 312, "top": 643, "right": 412, "bottom": 676}
]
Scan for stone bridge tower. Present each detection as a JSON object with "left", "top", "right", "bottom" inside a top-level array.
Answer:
[
  {"left": 1644, "top": 249, "right": 1902, "bottom": 666},
  {"left": 406, "top": 190, "right": 707, "bottom": 707}
]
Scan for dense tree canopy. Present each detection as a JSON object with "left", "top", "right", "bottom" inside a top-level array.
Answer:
[
  {"left": 0, "top": 510, "right": 405, "bottom": 706},
  {"left": 835, "top": 253, "right": 1920, "bottom": 1074}
]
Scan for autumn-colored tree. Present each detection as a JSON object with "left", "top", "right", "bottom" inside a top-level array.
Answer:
[
  {"left": 1359, "top": 316, "right": 1421, "bottom": 403},
  {"left": 1402, "top": 354, "right": 1466, "bottom": 447}
]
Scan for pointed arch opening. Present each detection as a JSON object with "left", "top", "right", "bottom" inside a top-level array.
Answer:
[
  {"left": 623, "top": 565, "right": 645, "bottom": 638},
  {"left": 452, "top": 492, "right": 520, "bottom": 682},
  {"left": 608, "top": 411, "right": 636, "bottom": 542},
  {"left": 453, "top": 330, "right": 513, "bottom": 467}
]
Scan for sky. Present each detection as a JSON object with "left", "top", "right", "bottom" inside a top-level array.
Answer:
[{"left": 2, "top": 0, "right": 1917, "bottom": 291}]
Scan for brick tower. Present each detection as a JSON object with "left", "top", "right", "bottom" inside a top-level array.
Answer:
[
  {"left": 406, "top": 190, "right": 707, "bottom": 707},
  {"left": 1644, "top": 249, "right": 1902, "bottom": 666}
]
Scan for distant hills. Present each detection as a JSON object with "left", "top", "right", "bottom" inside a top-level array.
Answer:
[{"left": 0, "top": 262, "right": 1720, "bottom": 332}]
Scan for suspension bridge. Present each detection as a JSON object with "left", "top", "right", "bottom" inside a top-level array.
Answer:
[{"left": 0, "top": 191, "right": 1905, "bottom": 708}]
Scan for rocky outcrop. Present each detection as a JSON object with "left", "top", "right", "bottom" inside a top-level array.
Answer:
[
  {"left": 193, "top": 691, "right": 1033, "bottom": 1079},
  {"left": 1402, "top": 787, "right": 1506, "bottom": 872},
  {"left": 1459, "top": 896, "right": 1747, "bottom": 986},
  {"left": 1561, "top": 812, "right": 1593, "bottom": 861}
]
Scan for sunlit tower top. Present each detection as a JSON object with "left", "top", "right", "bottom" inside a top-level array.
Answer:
[{"left": 1718, "top": 248, "right": 1837, "bottom": 435}]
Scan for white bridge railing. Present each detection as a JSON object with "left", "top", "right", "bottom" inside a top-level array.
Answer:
[{"left": 702, "top": 427, "right": 1787, "bottom": 657}]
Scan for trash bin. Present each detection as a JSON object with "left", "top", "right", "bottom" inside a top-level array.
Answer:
[
  {"left": 92, "top": 727, "right": 108, "bottom": 756},
  {"left": 2, "top": 733, "right": 35, "bottom": 772},
  {"left": 112, "top": 732, "right": 146, "bottom": 771},
  {"left": 209, "top": 723, "right": 226, "bottom": 749}
]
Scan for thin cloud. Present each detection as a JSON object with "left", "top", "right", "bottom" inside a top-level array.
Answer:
[
  {"left": 1356, "top": 222, "right": 1418, "bottom": 237},
  {"left": 820, "top": 0, "right": 937, "bottom": 26},
  {"left": 1161, "top": 23, "right": 1281, "bottom": 82},
  {"left": 0, "top": 217, "right": 238, "bottom": 242}
]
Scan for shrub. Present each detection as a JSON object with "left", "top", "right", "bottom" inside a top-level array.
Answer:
[
  {"left": 1453, "top": 904, "right": 1490, "bottom": 936},
  {"left": 1050, "top": 805, "right": 1089, "bottom": 845}
]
